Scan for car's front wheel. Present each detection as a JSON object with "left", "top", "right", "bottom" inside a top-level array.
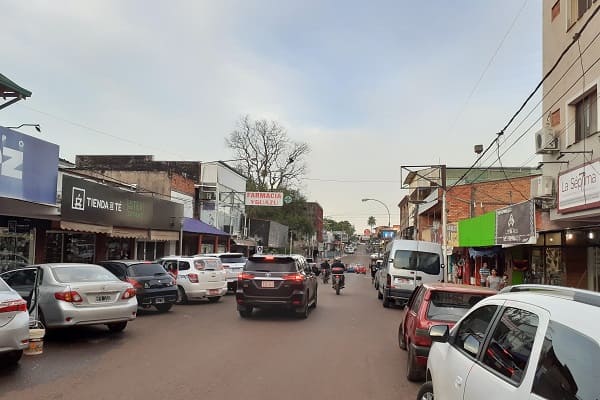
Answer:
[{"left": 416, "top": 381, "right": 434, "bottom": 400}]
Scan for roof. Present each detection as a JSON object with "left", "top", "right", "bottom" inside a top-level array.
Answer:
[
  {"left": 0, "top": 73, "right": 32, "bottom": 110},
  {"left": 100, "top": 260, "right": 156, "bottom": 266},
  {"left": 423, "top": 282, "right": 498, "bottom": 295},
  {"left": 182, "top": 217, "right": 230, "bottom": 236}
]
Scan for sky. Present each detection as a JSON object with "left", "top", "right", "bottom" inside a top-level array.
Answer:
[{"left": 1, "top": 1, "right": 543, "bottom": 232}]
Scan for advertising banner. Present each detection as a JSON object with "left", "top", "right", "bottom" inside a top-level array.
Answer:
[
  {"left": 0, "top": 126, "right": 59, "bottom": 204},
  {"left": 558, "top": 160, "right": 600, "bottom": 213},
  {"left": 495, "top": 201, "right": 535, "bottom": 245},
  {"left": 245, "top": 191, "right": 283, "bottom": 206},
  {"left": 61, "top": 175, "right": 183, "bottom": 230}
]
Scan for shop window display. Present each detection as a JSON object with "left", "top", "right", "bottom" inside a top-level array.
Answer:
[{"left": 44, "top": 232, "right": 96, "bottom": 263}]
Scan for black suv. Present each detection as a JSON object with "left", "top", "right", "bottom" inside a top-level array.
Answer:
[
  {"left": 236, "top": 254, "right": 318, "bottom": 319},
  {"left": 98, "top": 260, "right": 177, "bottom": 312}
]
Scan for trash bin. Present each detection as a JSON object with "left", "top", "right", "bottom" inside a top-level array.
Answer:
[{"left": 24, "top": 321, "right": 45, "bottom": 356}]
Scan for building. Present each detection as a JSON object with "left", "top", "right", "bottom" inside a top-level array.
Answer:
[{"left": 533, "top": 0, "right": 600, "bottom": 291}]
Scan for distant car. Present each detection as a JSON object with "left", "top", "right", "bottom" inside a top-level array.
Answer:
[
  {"left": 97, "top": 260, "right": 177, "bottom": 313},
  {"left": 0, "top": 264, "right": 137, "bottom": 332},
  {"left": 346, "top": 264, "right": 355, "bottom": 273},
  {"left": 0, "top": 277, "right": 29, "bottom": 366},
  {"left": 236, "top": 254, "right": 318, "bottom": 319},
  {"left": 345, "top": 246, "right": 355, "bottom": 254},
  {"left": 398, "top": 283, "right": 496, "bottom": 381},
  {"left": 201, "top": 253, "right": 247, "bottom": 292},
  {"left": 355, "top": 265, "right": 367, "bottom": 274},
  {"left": 158, "top": 256, "right": 227, "bottom": 303}
]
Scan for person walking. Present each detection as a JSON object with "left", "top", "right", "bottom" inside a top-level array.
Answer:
[
  {"left": 479, "top": 262, "right": 490, "bottom": 287},
  {"left": 486, "top": 268, "right": 502, "bottom": 290}
]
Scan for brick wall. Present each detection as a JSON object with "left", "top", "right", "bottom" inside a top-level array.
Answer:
[{"left": 170, "top": 173, "right": 195, "bottom": 196}]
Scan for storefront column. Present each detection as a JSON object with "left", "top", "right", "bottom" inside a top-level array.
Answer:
[
  {"left": 214, "top": 236, "right": 218, "bottom": 252},
  {"left": 197, "top": 234, "right": 203, "bottom": 254}
]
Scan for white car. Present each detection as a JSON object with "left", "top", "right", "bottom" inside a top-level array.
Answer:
[
  {"left": 159, "top": 256, "right": 227, "bottom": 303},
  {"left": 418, "top": 285, "right": 600, "bottom": 400},
  {"left": 201, "top": 253, "right": 246, "bottom": 292},
  {"left": 0, "top": 277, "right": 29, "bottom": 366}
]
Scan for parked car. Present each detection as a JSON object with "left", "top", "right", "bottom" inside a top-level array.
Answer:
[
  {"left": 0, "top": 264, "right": 137, "bottom": 332},
  {"left": 398, "top": 283, "right": 496, "bottom": 381},
  {"left": 0, "top": 277, "right": 29, "bottom": 366},
  {"left": 158, "top": 256, "right": 227, "bottom": 303},
  {"left": 236, "top": 254, "right": 318, "bottom": 319},
  {"left": 201, "top": 253, "right": 246, "bottom": 292},
  {"left": 355, "top": 264, "right": 367, "bottom": 274},
  {"left": 97, "top": 260, "right": 177, "bottom": 313},
  {"left": 346, "top": 264, "right": 355, "bottom": 273},
  {"left": 417, "top": 285, "right": 600, "bottom": 400}
]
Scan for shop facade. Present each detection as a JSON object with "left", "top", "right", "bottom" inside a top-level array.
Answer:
[
  {"left": 0, "top": 126, "right": 60, "bottom": 271},
  {"left": 51, "top": 174, "right": 183, "bottom": 263}
]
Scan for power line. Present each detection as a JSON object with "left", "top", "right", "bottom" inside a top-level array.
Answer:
[{"left": 450, "top": 4, "right": 600, "bottom": 190}]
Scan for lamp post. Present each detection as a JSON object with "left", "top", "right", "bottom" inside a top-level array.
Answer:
[{"left": 362, "top": 198, "right": 391, "bottom": 228}]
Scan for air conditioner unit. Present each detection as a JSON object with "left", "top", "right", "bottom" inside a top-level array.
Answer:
[
  {"left": 531, "top": 176, "right": 554, "bottom": 199},
  {"left": 535, "top": 127, "right": 559, "bottom": 154}
]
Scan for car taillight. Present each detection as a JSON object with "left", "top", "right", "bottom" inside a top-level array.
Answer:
[
  {"left": 54, "top": 290, "right": 83, "bottom": 303},
  {"left": 0, "top": 299, "right": 27, "bottom": 313},
  {"left": 414, "top": 323, "right": 432, "bottom": 347},
  {"left": 127, "top": 278, "right": 143, "bottom": 289},
  {"left": 284, "top": 273, "right": 305, "bottom": 283},
  {"left": 238, "top": 272, "right": 255, "bottom": 281},
  {"left": 121, "top": 288, "right": 136, "bottom": 300},
  {"left": 188, "top": 273, "right": 199, "bottom": 283}
]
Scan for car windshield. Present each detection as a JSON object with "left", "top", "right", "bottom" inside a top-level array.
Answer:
[
  {"left": 426, "top": 291, "right": 488, "bottom": 322},
  {"left": 392, "top": 250, "right": 440, "bottom": 275},
  {"left": 245, "top": 259, "right": 296, "bottom": 273},
  {"left": 128, "top": 263, "right": 168, "bottom": 277},
  {"left": 219, "top": 255, "right": 246, "bottom": 264},
  {"left": 52, "top": 266, "right": 119, "bottom": 283}
]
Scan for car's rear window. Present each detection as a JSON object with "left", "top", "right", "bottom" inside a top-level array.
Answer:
[
  {"left": 128, "top": 263, "right": 168, "bottom": 277},
  {"left": 195, "top": 259, "right": 222, "bottom": 270},
  {"left": 52, "top": 266, "right": 119, "bottom": 283},
  {"left": 426, "top": 291, "right": 489, "bottom": 322},
  {"left": 219, "top": 255, "right": 246, "bottom": 264},
  {"left": 245, "top": 259, "right": 296, "bottom": 273}
]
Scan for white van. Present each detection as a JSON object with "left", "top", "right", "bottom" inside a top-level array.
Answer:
[{"left": 377, "top": 240, "right": 443, "bottom": 307}]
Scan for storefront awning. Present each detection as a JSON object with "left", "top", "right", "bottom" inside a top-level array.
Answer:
[
  {"left": 0, "top": 198, "right": 60, "bottom": 220},
  {"left": 182, "top": 217, "right": 230, "bottom": 236},
  {"left": 0, "top": 72, "right": 32, "bottom": 110},
  {"left": 149, "top": 230, "right": 179, "bottom": 241},
  {"left": 60, "top": 221, "right": 112, "bottom": 234},
  {"left": 110, "top": 227, "right": 149, "bottom": 240},
  {"left": 231, "top": 238, "right": 256, "bottom": 247}
]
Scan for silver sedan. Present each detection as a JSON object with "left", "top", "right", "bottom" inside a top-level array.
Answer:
[
  {"left": 0, "top": 276, "right": 30, "bottom": 366},
  {"left": 0, "top": 264, "right": 137, "bottom": 332}
]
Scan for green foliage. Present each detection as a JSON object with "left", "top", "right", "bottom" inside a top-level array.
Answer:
[
  {"left": 367, "top": 216, "right": 376, "bottom": 228},
  {"left": 324, "top": 218, "right": 355, "bottom": 237}
]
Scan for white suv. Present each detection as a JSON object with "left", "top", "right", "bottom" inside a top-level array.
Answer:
[
  {"left": 158, "top": 256, "right": 227, "bottom": 303},
  {"left": 418, "top": 285, "right": 600, "bottom": 400},
  {"left": 201, "top": 253, "right": 246, "bottom": 292}
]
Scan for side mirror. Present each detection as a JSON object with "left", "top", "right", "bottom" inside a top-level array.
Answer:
[
  {"left": 429, "top": 325, "right": 450, "bottom": 343},
  {"left": 463, "top": 335, "right": 480, "bottom": 356}
]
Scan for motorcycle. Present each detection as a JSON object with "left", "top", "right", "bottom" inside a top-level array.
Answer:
[{"left": 332, "top": 267, "right": 345, "bottom": 295}]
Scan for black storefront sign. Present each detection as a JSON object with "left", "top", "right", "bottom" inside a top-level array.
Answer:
[
  {"left": 495, "top": 200, "right": 535, "bottom": 245},
  {"left": 61, "top": 175, "right": 183, "bottom": 231}
]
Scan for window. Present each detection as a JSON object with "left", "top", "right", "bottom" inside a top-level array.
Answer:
[
  {"left": 569, "top": 0, "right": 596, "bottom": 25},
  {"left": 575, "top": 90, "right": 597, "bottom": 142},
  {"left": 178, "top": 261, "right": 191, "bottom": 271},
  {"left": 552, "top": 1, "right": 560, "bottom": 21},
  {"left": 128, "top": 263, "right": 168, "bottom": 277},
  {"left": 101, "top": 263, "right": 126, "bottom": 280},
  {"left": 427, "top": 291, "right": 489, "bottom": 322},
  {"left": 52, "top": 266, "right": 118, "bottom": 283},
  {"left": 532, "top": 321, "right": 600, "bottom": 400},
  {"left": 392, "top": 250, "right": 441, "bottom": 275},
  {"left": 482, "top": 307, "right": 539, "bottom": 384},
  {"left": 454, "top": 305, "right": 498, "bottom": 357}
]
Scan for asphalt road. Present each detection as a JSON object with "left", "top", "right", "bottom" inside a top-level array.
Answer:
[{"left": 0, "top": 246, "right": 420, "bottom": 400}]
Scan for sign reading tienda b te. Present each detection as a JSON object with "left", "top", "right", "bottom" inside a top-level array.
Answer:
[{"left": 495, "top": 200, "right": 535, "bottom": 245}]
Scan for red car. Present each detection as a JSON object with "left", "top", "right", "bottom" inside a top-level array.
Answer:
[
  {"left": 397, "top": 283, "right": 497, "bottom": 381},
  {"left": 354, "top": 264, "right": 367, "bottom": 274}
]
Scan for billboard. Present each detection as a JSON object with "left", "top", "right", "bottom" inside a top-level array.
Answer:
[
  {"left": 245, "top": 192, "right": 283, "bottom": 206},
  {"left": 0, "top": 126, "right": 59, "bottom": 204},
  {"left": 495, "top": 201, "right": 535, "bottom": 245},
  {"left": 61, "top": 175, "right": 183, "bottom": 230}
]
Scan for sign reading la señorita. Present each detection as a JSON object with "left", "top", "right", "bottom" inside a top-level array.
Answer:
[
  {"left": 245, "top": 191, "right": 283, "bottom": 206},
  {"left": 558, "top": 160, "right": 600, "bottom": 213}
]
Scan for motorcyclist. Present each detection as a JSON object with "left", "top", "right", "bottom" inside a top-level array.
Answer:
[
  {"left": 331, "top": 258, "right": 346, "bottom": 288},
  {"left": 320, "top": 259, "right": 331, "bottom": 280}
]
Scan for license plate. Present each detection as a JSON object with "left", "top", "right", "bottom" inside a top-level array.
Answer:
[
  {"left": 395, "top": 278, "right": 413, "bottom": 285},
  {"left": 261, "top": 280, "right": 275, "bottom": 288},
  {"left": 208, "top": 289, "right": 219, "bottom": 295},
  {"left": 95, "top": 295, "right": 111, "bottom": 302},
  {"left": 155, "top": 297, "right": 165, "bottom": 304}
]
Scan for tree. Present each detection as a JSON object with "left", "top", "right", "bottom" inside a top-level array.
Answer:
[
  {"left": 324, "top": 218, "right": 355, "bottom": 237},
  {"left": 226, "top": 115, "right": 310, "bottom": 191},
  {"left": 367, "top": 216, "right": 376, "bottom": 233}
]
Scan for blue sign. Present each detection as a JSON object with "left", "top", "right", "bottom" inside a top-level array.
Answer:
[{"left": 0, "top": 126, "right": 59, "bottom": 204}]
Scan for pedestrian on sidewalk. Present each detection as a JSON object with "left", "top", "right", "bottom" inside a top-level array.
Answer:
[{"left": 479, "top": 262, "right": 490, "bottom": 287}]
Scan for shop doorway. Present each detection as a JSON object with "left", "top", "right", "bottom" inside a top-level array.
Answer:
[{"left": 0, "top": 228, "right": 34, "bottom": 272}]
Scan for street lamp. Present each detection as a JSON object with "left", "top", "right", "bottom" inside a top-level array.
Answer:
[
  {"left": 362, "top": 198, "right": 391, "bottom": 227},
  {"left": 4, "top": 124, "right": 41, "bottom": 132}
]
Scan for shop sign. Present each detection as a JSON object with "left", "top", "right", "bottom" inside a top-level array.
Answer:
[
  {"left": 0, "top": 127, "right": 59, "bottom": 204},
  {"left": 446, "top": 223, "right": 458, "bottom": 249},
  {"left": 495, "top": 201, "right": 535, "bottom": 245},
  {"left": 61, "top": 175, "right": 183, "bottom": 231},
  {"left": 245, "top": 191, "right": 283, "bottom": 206},
  {"left": 558, "top": 160, "right": 600, "bottom": 213}
]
